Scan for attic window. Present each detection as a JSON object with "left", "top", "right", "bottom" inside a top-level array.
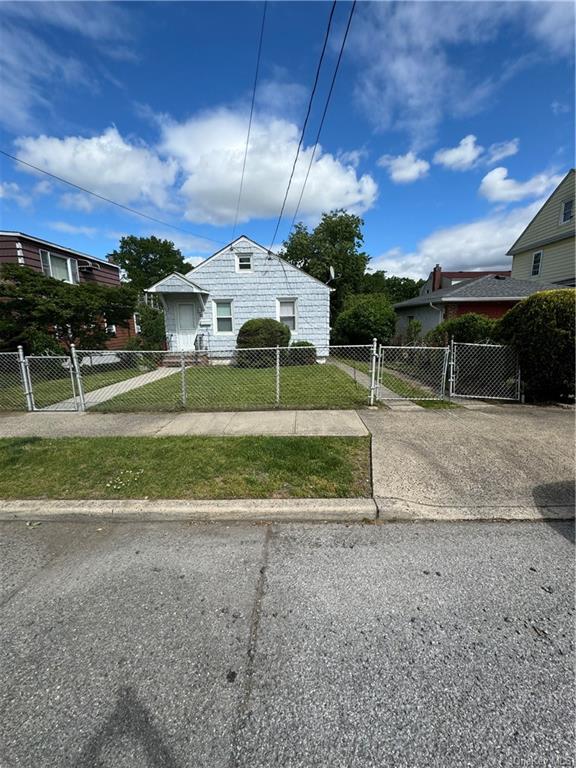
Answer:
[
  {"left": 531, "top": 251, "right": 542, "bottom": 277},
  {"left": 236, "top": 253, "right": 252, "bottom": 272},
  {"left": 561, "top": 199, "right": 574, "bottom": 224}
]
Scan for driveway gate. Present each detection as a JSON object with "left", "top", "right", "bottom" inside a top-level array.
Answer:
[
  {"left": 449, "top": 342, "right": 521, "bottom": 400},
  {"left": 25, "top": 355, "right": 80, "bottom": 411},
  {"left": 377, "top": 345, "right": 450, "bottom": 401}
]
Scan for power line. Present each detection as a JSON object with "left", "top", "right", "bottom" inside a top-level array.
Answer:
[
  {"left": 232, "top": 1, "right": 267, "bottom": 240},
  {"left": 288, "top": 0, "right": 356, "bottom": 235},
  {"left": 268, "top": 0, "right": 337, "bottom": 249},
  {"left": 0, "top": 149, "right": 225, "bottom": 245}
]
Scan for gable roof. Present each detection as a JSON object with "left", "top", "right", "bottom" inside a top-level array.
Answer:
[
  {"left": 395, "top": 274, "right": 562, "bottom": 309},
  {"left": 146, "top": 271, "right": 209, "bottom": 293},
  {"left": 192, "top": 235, "right": 332, "bottom": 290},
  {"left": 506, "top": 169, "right": 575, "bottom": 255}
]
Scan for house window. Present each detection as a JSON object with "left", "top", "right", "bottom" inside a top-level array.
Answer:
[
  {"left": 561, "top": 199, "right": 574, "bottom": 224},
  {"left": 133, "top": 313, "right": 142, "bottom": 334},
  {"left": 531, "top": 251, "right": 542, "bottom": 277},
  {"left": 214, "top": 300, "right": 233, "bottom": 333},
  {"left": 39, "top": 249, "right": 79, "bottom": 284},
  {"left": 278, "top": 299, "right": 296, "bottom": 331},
  {"left": 236, "top": 253, "right": 252, "bottom": 272}
]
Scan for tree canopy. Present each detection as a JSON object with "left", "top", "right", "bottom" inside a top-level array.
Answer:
[
  {"left": 108, "top": 235, "right": 191, "bottom": 294},
  {"left": 0, "top": 265, "right": 137, "bottom": 353},
  {"left": 332, "top": 294, "right": 396, "bottom": 346},
  {"left": 281, "top": 211, "right": 369, "bottom": 323},
  {"left": 361, "top": 271, "right": 423, "bottom": 304}
]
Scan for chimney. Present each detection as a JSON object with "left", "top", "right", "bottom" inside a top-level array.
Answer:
[{"left": 432, "top": 264, "right": 442, "bottom": 292}]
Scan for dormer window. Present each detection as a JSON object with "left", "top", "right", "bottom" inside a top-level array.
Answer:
[
  {"left": 236, "top": 253, "right": 252, "bottom": 272},
  {"left": 561, "top": 199, "right": 574, "bottom": 224}
]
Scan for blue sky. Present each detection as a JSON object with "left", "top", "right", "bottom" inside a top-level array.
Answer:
[{"left": 0, "top": 1, "right": 574, "bottom": 278}]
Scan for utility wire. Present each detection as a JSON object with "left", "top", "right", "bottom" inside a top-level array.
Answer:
[
  {"left": 232, "top": 1, "right": 267, "bottom": 240},
  {"left": 288, "top": 0, "right": 356, "bottom": 235},
  {"left": 268, "top": 0, "right": 337, "bottom": 250},
  {"left": 0, "top": 149, "right": 225, "bottom": 245}
]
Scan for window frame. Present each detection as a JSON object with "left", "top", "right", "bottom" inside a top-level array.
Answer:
[
  {"left": 39, "top": 249, "right": 79, "bottom": 284},
  {"left": 213, "top": 299, "right": 234, "bottom": 335},
  {"left": 277, "top": 297, "right": 297, "bottom": 333},
  {"left": 531, "top": 250, "right": 543, "bottom": 277},
  {"left": 560, "top": 199, "right": 574, "bottom": 225},
  {"left": 235, "top": 252, "right": 253, "bottom": 273}
]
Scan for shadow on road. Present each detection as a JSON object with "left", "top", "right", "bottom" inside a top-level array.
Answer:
[
  {"left": 533, "top": 480, "right": 575, "bottom": 543},
  {"left": 74, "top": 686, "right": 179, "bottom": 768}
]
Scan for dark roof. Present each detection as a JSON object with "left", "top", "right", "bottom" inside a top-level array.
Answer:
[{"left": 394, "top": 274, "right": 562, "bottom": 309}]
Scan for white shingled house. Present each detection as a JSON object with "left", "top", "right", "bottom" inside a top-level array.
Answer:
[{"left": 146, "top": 236, "right": 331, "bottom": 352}]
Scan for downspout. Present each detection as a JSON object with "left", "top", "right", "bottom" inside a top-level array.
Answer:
[{"left": 429, "top": 301, "right": 444, "bottom": 323}]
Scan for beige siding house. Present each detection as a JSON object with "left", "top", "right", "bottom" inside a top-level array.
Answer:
[{"left": 508, "top": 169, "right": 575, "bottom": 286}]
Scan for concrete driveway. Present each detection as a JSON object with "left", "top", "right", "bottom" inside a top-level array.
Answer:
[
  {"left": 363, "top": 405, "right": 575, "bottom": 520},
  {"left": 0, "top": 520, "right": 573, "bottom": 767}
]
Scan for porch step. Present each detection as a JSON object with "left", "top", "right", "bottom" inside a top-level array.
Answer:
[{"left": 162, "top": 352, "right": 210, "bottom": 367}]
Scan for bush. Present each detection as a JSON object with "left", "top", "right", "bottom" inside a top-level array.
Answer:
[
  {"left": 497, "top": 289, "right": 575, "bottom": 402},
  {"left": 333, "top": 294, "right": 395, "bottom": 345},
  {"left": 136, "top": 303, "right": 166, "bottom": 349},
  {"left": 406, "top": 319, "right": 422, "bottom": 345},
  {"left": 425, "top": 313, "right": 498, "bottom": 346},
  {"left": 236, "top": 318, "right": 291, "bottom": 368},
  {"left": 283, "top": 341, "right": 317, "bottom": 366}
]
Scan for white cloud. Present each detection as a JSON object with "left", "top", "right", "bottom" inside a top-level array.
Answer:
[
  {"left": 159, "top": 108, "right": 378, "bottom": 226},
  {"left": 48, "top": 221, "right": 98, "bottom": 237},
  {"left": 479, "top": 167, "right": 563, "bottom": 203},
  {"left": 485, "top": 138, "right": 519, "bottom": 165},
  {"left": 14, "top": 127, "right": 178, "bottom": 210},
  {"left": 434, "top": 135, "right": 484, "bottom": 171},
  {"left": 551, "top": 101, "right": 570, "bottom": 116},
  {"left": 350, "top": 2, "right": 574, "bottom": 145},
  {"left": 371, "top": 200, "right": 544, "bottom": 279},
  {"left": 0, "top": 181, "right": 31, "bottom": 208},
  {"left": 378, "top": 151, "right": 430, "bottom": 183}
]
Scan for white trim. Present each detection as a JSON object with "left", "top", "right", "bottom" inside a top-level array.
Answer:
[
  {"left": 531, "top": 250, "right": 543, "bottom": 277},
  {"left": 235, "top": 252, "right": 253, "bottom": 273},
  {"left": 213, "top": 298, "right": 234, "bottom": 335},
  {"left": 39, "top": 249, "right": 79, "bottom": 284},
  {"left": 560, "top": 199, "right": 574, "bottom": 225},
  {"left": 0, "top": 231, "right": 119, "bottom": 269},
  {"left": 277, "top": 297, "right": 297, "bottom": 333}
]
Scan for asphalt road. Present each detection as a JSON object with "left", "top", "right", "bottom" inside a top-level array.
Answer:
[{"left": 1, "top": 520, "right": 574, "bottom": 767}]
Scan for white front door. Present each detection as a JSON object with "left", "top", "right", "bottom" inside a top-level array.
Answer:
[{"left": 174, "top": 302, "right": 198, "bottom": 350}]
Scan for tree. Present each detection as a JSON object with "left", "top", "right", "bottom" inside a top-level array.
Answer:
[
  {"left": 281, "top": 211, "right": 369, "bottom": 323},
  {"left": 332, "top": 294, "right": 396, "bottom": 345},
  {"left": 108, "top": 236, "right": 192, "bottom": 294},
  {"left": 362, "top": 271, "right": 423, "bottom": 304},
  {"left": 0, "top": 265, "right": 137, "bottom": 353}
]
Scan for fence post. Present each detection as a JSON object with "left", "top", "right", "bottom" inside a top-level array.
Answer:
[
  {"left": 180, "top": 351, "right": 187, "bottom": 408},
  {"left": 70, "top": 344, "right": 85, "bottom": 412},
  {"left": 275, "top": 346, "right": 280, "bottom": 407},
  {"left": 448, "top": 337, "right": 455, "bottom": 399},
  {"left": 17, "top": 346, "right": 34, "bottom": 412},
  {"left": 369, "top": 337, "right": 378, "bottom": 406}
]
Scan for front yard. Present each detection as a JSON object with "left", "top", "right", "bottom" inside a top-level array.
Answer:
[{"left": 0, "top": 436, "right": 371, "bottom": 499}]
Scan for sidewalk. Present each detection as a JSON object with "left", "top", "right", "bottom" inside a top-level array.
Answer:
[{"left": 0, "top": 409, "right": 369, "bottom": 438}]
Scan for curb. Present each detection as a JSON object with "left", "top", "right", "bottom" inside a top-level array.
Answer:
[
  {"left": 375, "top": 497, "right": 575, "bottom": 522},
  {"left": 0, "top": 498, "right": 378, "bottom": 523}
]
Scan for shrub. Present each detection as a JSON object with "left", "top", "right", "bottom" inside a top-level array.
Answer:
[
  {"left": 406, "top": 319, "right": 422, "bottom": 345},
  {"left": 425, "top": 313, "right": 498, "bottom": 346},
  {"left": 283, "top": 341, "right": 317, "bottom": 366},
  {"left": 497, "top": 289, "right": 575, "bottom": 402},
  {"left": 236, "top": 318, "right": 290, "bottom": 368},
  {"left": 333, "top": 294, "right": 395, "bottom": 345},
  {"left": 136, "top": 303, "right": 166, "bottom": 349}
]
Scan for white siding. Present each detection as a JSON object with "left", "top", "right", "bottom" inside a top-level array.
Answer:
[
  {"left": 395, "top": 304, "right": 444, "bottom": 337},
  {"left": 188, "top": 238, "right": 331, "bottom": 352}
]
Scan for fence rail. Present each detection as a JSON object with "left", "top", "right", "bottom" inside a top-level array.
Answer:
[{"left": 0, "top": 340, "right": 521, "bottom": 413}]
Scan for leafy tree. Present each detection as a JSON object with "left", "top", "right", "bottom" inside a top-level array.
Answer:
[
  {"left": 424, "top": 313, "right": 498, "bottom": 346},
  {"left": 333, "top": 294, "right": 395, "bottom": 345},
  {"left": 0, "top": 265, "right": 137, "bottom": 353},
  {"left": 497, "top": 289, "right": 575, "bottom": 402},
  {"left": 281, "top": 211, "right": 369, "bottom": 323},
  {"left": 108, "top": 235, "right": 192, "bottom": 294},
  {"left": 362, "top": 271, "right": 423, "bottom": 304}
]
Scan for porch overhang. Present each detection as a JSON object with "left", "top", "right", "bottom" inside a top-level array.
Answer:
[{"left": 145, "top": 272, "right": 210, "bottom": 296}]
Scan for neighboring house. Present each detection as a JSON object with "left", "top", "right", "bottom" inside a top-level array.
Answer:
[
  {"left": 508, "top": 169, "right": 575, "bottom": 286},
  {"left": 0, "top": 231, "right": 138, "bottom": 349},
  {"left": 146, "top": 236, "right": 331, "bottom": 352},
  {"left": 419, "top": 264, "right": 511, "bottom": 295},
  {"left": 394, "top": 274, "right": 560, "bottom": 337}
]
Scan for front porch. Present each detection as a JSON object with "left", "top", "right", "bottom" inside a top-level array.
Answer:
[{"left": 145, "top": 273, "right": 210, "bottom": 351}]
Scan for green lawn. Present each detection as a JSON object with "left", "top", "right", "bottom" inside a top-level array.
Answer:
[
  {"left": 92, "top": 363, "right": 370, "bottom": 412},
  {"left": 0, "top": 436, "right": 371, "bottom": 499},
  {"left": 0, "top": 368, "right": 145, "bottom": 411}
]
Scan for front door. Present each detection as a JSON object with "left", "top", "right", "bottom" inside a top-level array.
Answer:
[{"left": 174, "top": 302, "right": 198, "bottom": 351}]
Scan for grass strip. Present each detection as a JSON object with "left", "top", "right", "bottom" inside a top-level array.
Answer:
[{"left": 0, "top": 436, "right": 371, "bottom": 500}]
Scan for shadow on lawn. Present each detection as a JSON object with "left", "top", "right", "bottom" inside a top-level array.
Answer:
[{"left": 532, "top": 480, "right": 575, "bottom": 543}]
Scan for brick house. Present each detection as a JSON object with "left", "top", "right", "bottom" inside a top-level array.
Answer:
[{"left": 0, "top": 231, "right": 139, "bottom": 349}]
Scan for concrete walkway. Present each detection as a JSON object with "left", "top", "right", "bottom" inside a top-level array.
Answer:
[
  {"left": 0, "top": 409, "right": 369, "bottom": 438},
  {"left": 332, "top": 360, "right": 424, "bottom": 410}
]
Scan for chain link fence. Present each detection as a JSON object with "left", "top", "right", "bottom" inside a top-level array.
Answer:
[
  {"left": 449, "top": 342, "right": 520, "bottom": 400},
  {"left": 0, "top": 352, "right": 27, "bottom": 411},
  {"left": 377, "top": 345, "right": 450, "bottom": 400}
]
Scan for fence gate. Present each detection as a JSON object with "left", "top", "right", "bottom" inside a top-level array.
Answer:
[
  {"left": 377, "top": 345, "right": 450, "bottom": 401},
  {"left": 449, "top": 342, "right": 520, "bottom": 400},
  {"left": 25, "top": 355, "right": 80, "bottom": 411}
]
